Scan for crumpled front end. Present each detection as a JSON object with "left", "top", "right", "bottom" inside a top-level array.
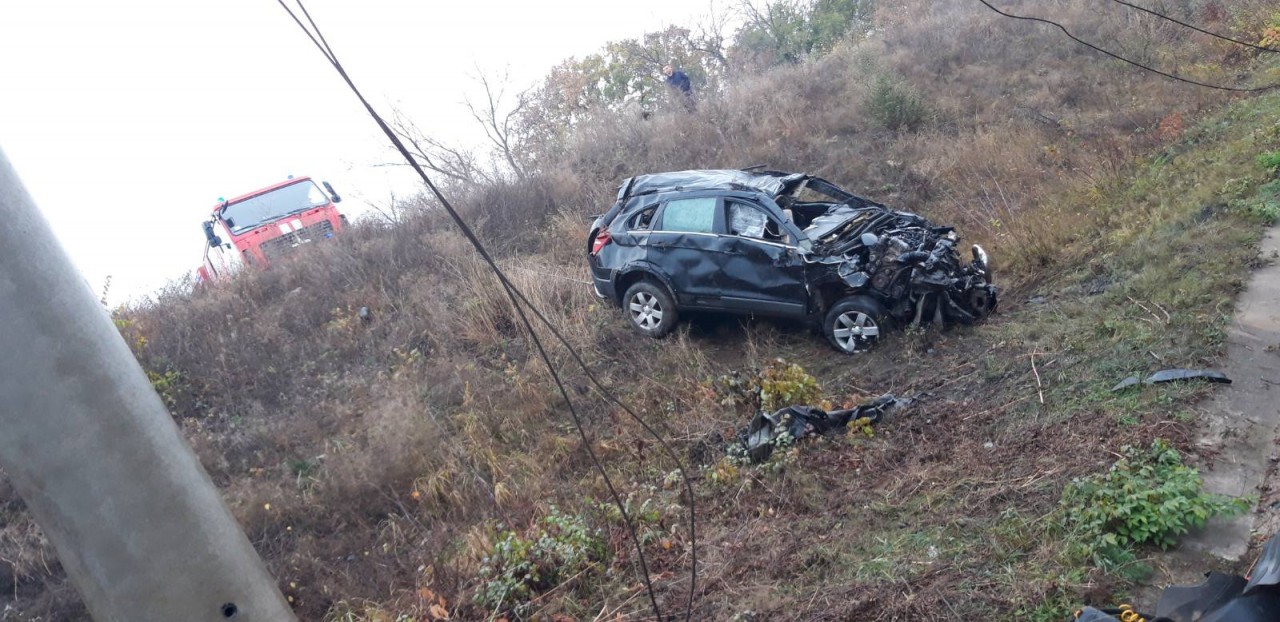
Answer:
[{"left": 803, "top": 205, "right": 998, "bottom": 326}]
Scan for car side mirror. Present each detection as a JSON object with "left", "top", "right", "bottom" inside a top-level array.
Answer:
[{"left": 322, "top": 181, "right": 342, "bottom": 203}]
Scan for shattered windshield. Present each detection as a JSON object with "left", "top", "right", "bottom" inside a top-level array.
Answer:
[
  {"left": 220, "top": 181, "right": 330, "bottom": 233},
  {"left": 789, "top": 182, "right": 847, "bottom": 203}
]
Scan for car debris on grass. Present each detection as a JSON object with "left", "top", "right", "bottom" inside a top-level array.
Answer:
[
  {"left": 736, "top": 394, "right": 911, "bottom": 463},
  {"left": 1075, "top": 532, "right": 1280, "bottom": 621},
  {"left": 586, "top": 169, "right": 997, "bottom": 353},
  {"left": 1111, "top": 369, "right": 1233, "bottom": 392}
]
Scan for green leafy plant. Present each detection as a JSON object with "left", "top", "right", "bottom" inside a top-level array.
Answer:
[
  {"left": 708, "top": 359, "right": 823, "bottom": 411},
  {"left": 1256, "top": 150, "right": 1280, "bottom": 170},
  {"left": 1228, "top": 179, "right": 1280, "bottom": 224},
  {"left": 146, "top": 368, "right": 184, "bottom": 409},
  {"left": 473, "top": 508, "right": 604, "bottom": 618},
  {"left": 757, "top": 359, "right": 823, "bottom": 411},
  {"left": 1059, "top": 439, "right": 1251, "bottom": 569}
]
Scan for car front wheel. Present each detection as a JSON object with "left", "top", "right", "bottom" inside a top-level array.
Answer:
[
  {"left": 623, "top": 281, "right": 678, "bottom": 338},
  {"left": 824, "top": 296, "right": 888, "bottom": 354}
]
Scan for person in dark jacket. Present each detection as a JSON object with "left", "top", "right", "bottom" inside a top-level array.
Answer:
[{"left": 662, "top": 64, "right": 694, "bottom": 110}]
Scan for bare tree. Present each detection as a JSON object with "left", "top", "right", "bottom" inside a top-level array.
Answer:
[
  {"left": 464, "top": 68, "right": 530, "bottom": 180},
  {"left": 384, "top": 110, "right": 494, "bottom": 186},
  {"left": 364, "top": 189, "right": 406, "bottom": 225},
  {"left": 690, "top": 2, "right": 734, "bottom": 72}
]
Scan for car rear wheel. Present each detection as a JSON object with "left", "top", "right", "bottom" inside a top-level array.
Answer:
[
  {"left": 824, "top": 296, "right": 888, "bottom": 354},
  {"left": 623, "top": 281, "right": 678, "bottom": 338}
]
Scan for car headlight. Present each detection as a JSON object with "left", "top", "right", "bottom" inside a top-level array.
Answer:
[{"left": 972, "top": 244, "right": 989, "bottom": 268}]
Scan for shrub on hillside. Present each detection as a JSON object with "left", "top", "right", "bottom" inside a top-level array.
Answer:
[
  {"left": 473, "top": 508, "right": 604, "bottom": 618},
  {"left": 1059, "top": 440, "right": 1250, "bottom": 570},
  {"left": 864, "top": 76, "right": 931, "bottom": 132}
]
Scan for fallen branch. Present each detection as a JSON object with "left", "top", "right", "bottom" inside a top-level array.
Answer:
[
  {"left": 1030, "top": 351, "right": 1045, "bottom": 405},
  {"left": 1127, "top": 296, "right": 1167, "bottom": 324}
]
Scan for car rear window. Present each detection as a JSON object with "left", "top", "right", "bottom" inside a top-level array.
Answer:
[
  {"left": 628, "top": 206, "right": 658, "bottom": 230},
  {"left": 659, "top": 197, "right": 717, "bottom": 233}
]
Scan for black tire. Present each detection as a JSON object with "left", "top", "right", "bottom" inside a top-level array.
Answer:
[
  {"left": 623, "top": 280, "right": 678, "bottom": 338},
  {"left": 966, "top": 285, "right": 997, "bottom": 320},
  {"left": 823, "top": 296, "right": 889, "bottom": 354}
]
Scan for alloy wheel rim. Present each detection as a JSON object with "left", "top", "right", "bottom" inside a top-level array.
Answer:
[
  {"left": 629, "top": 292, "right": 664, "bottom": 330},
  {"left": 833, "top": 311, "right": 878, "bottom": 351}
]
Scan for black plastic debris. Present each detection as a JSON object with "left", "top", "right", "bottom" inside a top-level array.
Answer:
[
  {"left": 1072, "top": 533, "right": 1280, "bottom": 621},
  {"left": 1146, "top": 369, "right": 1231, "bottom": 385},
  {"left": 739, "top": 394, "right": 909, "bottom": 463},
  {"left": 1111, "top": 369, "right": 1232, "bottom": 392},
  {"left": 1111, "top": 376, "right": 1142, "bottom": 392}
]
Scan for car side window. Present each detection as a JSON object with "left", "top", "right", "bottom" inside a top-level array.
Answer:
[
  {"left": 658, "top": 197, "right": 718, "bottom": 233},
  {"left": 628, "top": 206, "right": 658, "bottom": 230},
  {"left": 728, "top": 201, "right": 784, "bottom": 242}
]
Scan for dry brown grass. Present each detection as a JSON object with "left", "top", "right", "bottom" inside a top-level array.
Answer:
[{"left": 5, "top": 1, "right": 1280, "bottom": 619}]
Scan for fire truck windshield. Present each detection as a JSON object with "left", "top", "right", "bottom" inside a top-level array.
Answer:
[{"left": 220, "top": 181, "right": 331, "bottom": 233}]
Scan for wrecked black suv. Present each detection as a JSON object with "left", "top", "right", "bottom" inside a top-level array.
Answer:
[{"left": 586, "top": 170, "right": 997, "bottom": 353}]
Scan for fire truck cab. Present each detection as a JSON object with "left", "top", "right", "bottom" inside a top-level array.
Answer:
[{"left": 197, "top": 176, "right": 345, "bottom": 283}]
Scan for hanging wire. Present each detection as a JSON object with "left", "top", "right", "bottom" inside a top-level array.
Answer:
[
  {"left": 275, "top": 1, "right": 700, "bottom": 619},
  {"left": 1106, "top": 0, "right": 1280, "bottom": 54},
  {"left": 975, "top": 0, "right": 1280, "bottom": 92}
]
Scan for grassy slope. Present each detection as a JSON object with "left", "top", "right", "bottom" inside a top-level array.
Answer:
[
  {"left": 5, "top": 3, "right": 1280, "bottom": 620},
  {"left": 340, "top": 89, "right": 1280, "bottom": 620},
  {"left": 730, "top": 90, "right": 1280, "bottom": 620}
]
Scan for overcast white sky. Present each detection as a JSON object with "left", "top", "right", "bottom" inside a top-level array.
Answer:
[{"left": 0, "top": 0, "right": 715, "bottom": 304}]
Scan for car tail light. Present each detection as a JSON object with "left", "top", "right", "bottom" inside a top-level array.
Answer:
[{"left": 591, "top": 230, "right": 612, "bottom": 255}]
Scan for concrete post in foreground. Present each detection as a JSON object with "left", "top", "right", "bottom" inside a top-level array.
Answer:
[{"left": 0, "top": 147, "right": 297, "bottom": 621}]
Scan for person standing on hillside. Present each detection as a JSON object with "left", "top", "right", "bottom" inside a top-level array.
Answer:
[{"left": 662, "top": 64, "right": 695, "bottom": 111}]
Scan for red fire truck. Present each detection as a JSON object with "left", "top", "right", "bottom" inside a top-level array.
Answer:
[{"left": 197, "top": 176, "right": 345, "bottom": 282}]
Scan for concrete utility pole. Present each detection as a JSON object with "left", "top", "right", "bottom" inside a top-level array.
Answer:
[{"left": 0, "top": 148, "right": 297, "bottom": 621}]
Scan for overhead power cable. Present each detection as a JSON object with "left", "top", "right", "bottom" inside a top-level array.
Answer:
[
  {"left": 1106, "top": 0, "right": 1280, "bottom": 54},
  {"left": 274, "top": 2, "right": 698, "bottom": 620},
  {"left": 974, "top": 0, "right": 1279, "bottom": 92}
]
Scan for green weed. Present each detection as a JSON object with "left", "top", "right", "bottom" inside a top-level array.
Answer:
[
  {"left": 1255, "top": 150, "right": 1280, "bottom": 170},
  {"left": 473, "top": 508, "right": 604, "bottom": 619},
  {"left": 1059, "top": 440, "right": 1251, "bottom": 571}
]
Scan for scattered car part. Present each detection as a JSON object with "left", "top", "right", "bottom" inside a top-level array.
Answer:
[
  {"left": 1111, "top": 376, "right": 1143, "bottom": 392},
  {"left": 1146, "top": 368, "right": 1232, "bottom": 385},
  {"left": 1072, "top": 533, "right": 1280, "bottom": 621},
  {"left": 586, "top": 169, "right": 998, "bottom": 352},
  {"left": 739, "top": 394, "right": 909, "bottom": 463},
  {"left": 1112, "top": 369, "right": 1232, "bottom": 392}
]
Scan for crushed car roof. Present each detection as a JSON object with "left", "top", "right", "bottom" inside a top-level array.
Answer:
[{"left": 619, "top": 169, "right": 809, "bottom": 200}]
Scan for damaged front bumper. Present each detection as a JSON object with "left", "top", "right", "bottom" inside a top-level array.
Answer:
[{"left": 802, "top": 204, "right": 998, "bottom": 328}]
